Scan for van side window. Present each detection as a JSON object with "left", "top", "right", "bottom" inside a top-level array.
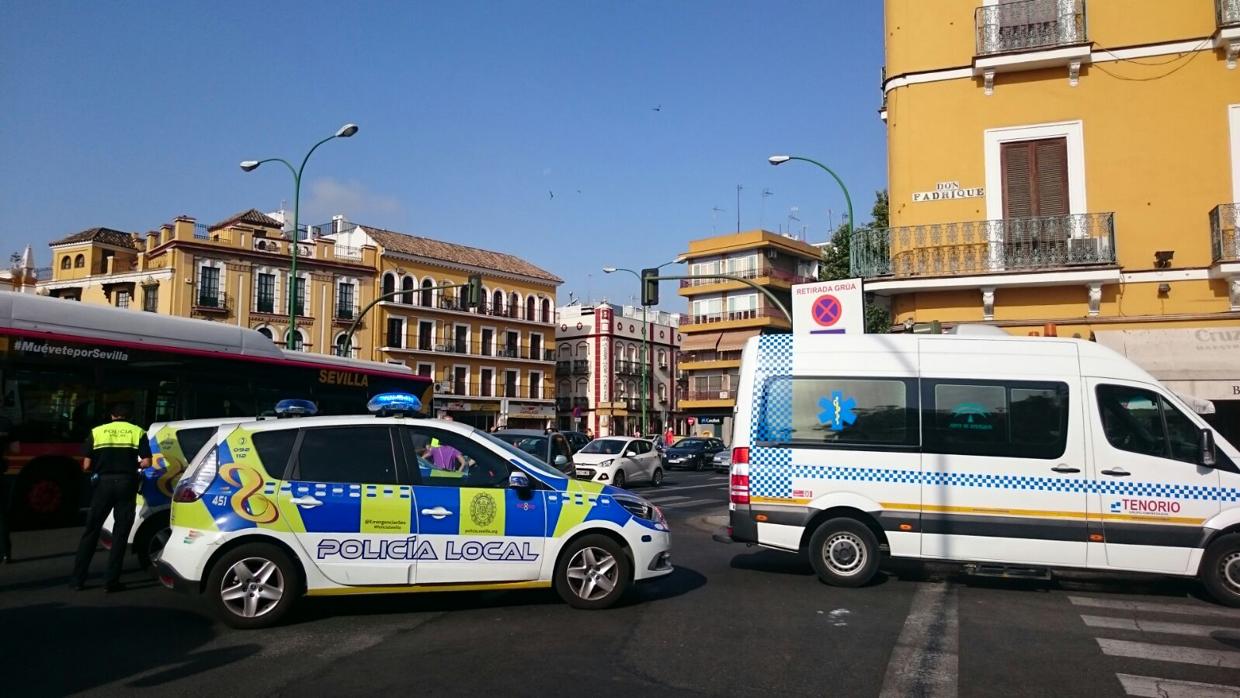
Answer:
[
  {"left": 1096, "top": 385, "right": 1199, "bottom": 464},
  {"left": 763, "top": 377, "right": 918, "bottom": 449},
  {"left": 923, "top": 380, "right": 1069, "bottom": 459}
]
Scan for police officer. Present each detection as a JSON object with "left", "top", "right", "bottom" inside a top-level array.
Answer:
[{"left": 71, "top": 404, "right": 150, "bottom": 591}]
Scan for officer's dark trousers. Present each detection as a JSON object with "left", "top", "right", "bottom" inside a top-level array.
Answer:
[
  {"left": 72, "top": 474, "right": 138, "bottom": 585},
  {"left": 0, "top": 475, "right": 12, "bottom": 560}
]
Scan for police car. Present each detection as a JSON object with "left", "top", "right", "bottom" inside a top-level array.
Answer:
[
  {"left": 103, "top": 418, "right": 247, "bottom": 568},
  {"left": 156, "top": 394, "right": 673, "bottom": 628}
]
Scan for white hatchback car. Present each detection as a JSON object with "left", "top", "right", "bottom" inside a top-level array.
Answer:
[{"left": 573, "top": 438, "right": 664, "bottom": 489}]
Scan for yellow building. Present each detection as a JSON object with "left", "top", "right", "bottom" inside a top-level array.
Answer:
[
  {"left": 331, "top": 222, "right": 562, "bottom": 430},
  {"left": 42, "top": 211, "right": 377, "bottom": 354},
  {"left": 677, "top": 229, "right": 820, "bottom": 439},
  {"left": 877, "top": 0, "right": 1240, "bottom": 426}
]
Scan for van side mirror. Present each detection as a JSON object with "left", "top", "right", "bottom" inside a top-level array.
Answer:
[{"left": 1200, "top": 429, "right": 1217, "bottom": 467}]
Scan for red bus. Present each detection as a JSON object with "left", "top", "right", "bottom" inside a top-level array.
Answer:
[{"left": 0, "top": 292, "right": 432, "bottom": 527}]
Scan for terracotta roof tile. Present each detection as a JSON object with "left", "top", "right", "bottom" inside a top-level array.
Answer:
[
  {"left": 49, "top": 227, "right": 139, "bottom": 249},
  {"left": 209, "top": 208, "right": 283, "bottom": 231},
  {"left": 361, "top": 226, "right": 562, "bottom": 283}
]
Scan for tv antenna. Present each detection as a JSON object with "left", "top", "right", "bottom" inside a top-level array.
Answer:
[
  {"left": 710, "top": 206, "right": 726, "bottom": 234},
  {"left": 760, "top": 188, "right": 775, "bottom": 229}
]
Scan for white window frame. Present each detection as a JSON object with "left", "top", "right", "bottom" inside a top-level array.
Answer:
[
  {"left": 528, "top": 370, "right": 544, "bottom": 400},
  {"left": 480, "top": 325, "right": 497, "bottom": 357},
  {"left": 480, "top": 366, "right": 496, "bottom": 397},
  {"left": 385, "top": 316, "right": 407, "bottom": 349},
  {"left": 529, "top": 331, "right": 544, "bottom": 361},
  {"left": 418, "top": 319, "right": 435, "bottom": 351},
  {"left": 415, "top": 361, "right": 434, "bottom": 378},
  {"left": 984, "top": 119, "right": 1087, "bottom": 221},
  {"left": 452, "top": 363, "right": 470, "bottom": 396},
  {"left": 1230, "top": 104, "right": 1240, "bottom": 204},
  {"left": 452, "top": 322, "right": 471, "bottom": 354}
]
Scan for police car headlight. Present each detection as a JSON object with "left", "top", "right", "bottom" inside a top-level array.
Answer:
[{"left": 615, "top": 494, "right": 662, "bottom": 524}]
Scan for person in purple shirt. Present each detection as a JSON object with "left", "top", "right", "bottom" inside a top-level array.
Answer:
[{"left": 429, "top": 442, "right": 465, "bottom": 471}]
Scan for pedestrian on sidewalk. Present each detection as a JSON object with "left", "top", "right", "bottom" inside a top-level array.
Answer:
[{"left": 70, "top": 404, "right": 150, "bottom": 592}]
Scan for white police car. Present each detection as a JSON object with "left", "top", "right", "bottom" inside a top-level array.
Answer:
[{"left": 157, "top": 394, "right": 673, "bottom": 628}]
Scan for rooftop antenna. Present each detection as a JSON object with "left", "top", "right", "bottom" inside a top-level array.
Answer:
[
  {"left": 760, "top": 188, "right": 774, "bottom": 229},
  {"left": 711, "top": 206, "right": 726, "bottom": 234},
  {"left": 736, "top": 185, "right": 743, "bottom": 233},
  {"left": 788, "top": 206, "right": 801, "bottom": 238}
]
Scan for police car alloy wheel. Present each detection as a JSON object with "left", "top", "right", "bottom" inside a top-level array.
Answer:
[
  {"left": 206, "top": 543, "right": 300, "bottom": 629},
  {"left": 808, "top": 519, "right": 880, "bottom": 588},
  {"left": 1201, "top": 533, "right": 1240, "bottom": 608},
  {"left": 555, "top": 534, "right": 632, "bottom": 609}
]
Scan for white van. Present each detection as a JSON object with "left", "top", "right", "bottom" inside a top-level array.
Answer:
[{"left": 724, "top": 333, "right": 1240, "bottom": 606}]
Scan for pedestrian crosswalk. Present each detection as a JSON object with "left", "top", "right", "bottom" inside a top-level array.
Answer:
[
  {"left": 1069, "top": 595, "right": 1240, "bottom": 697},
  {"left": 630, "top": 473, "right": 728, "bottom": 514}
]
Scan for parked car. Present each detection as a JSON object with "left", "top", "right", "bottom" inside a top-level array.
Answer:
[
  {"left": 491, "top": 429, "right": 575, "bottom": 474},
  {"left": 573, "top": 437, "right": 664, "bottom": 488},
  {"left": 662, "top": 437, "right": 727, "bottom": 471},
  {"left": 561, "top": 430, "right": 592, "bottom": 453},
  {"left": 712, "top": 449, "right": 732, "bottom": 473}
]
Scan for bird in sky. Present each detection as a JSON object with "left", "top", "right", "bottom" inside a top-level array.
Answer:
[
  {"left": 549, "top": 190, "right": 554, "bottom": 199},
  {"left": 651, "top": 104, "right": 662, "bottom": 112}
]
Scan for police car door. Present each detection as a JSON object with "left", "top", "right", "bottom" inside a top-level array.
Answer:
[
  {"left": 403, "top": 426, "right": 545, "bottom": 584},
  {"left": 279, "top": 425, "right": 416, "bottom": 585},
  {"left": 1089, "top": 382, "right": 1222, "bottom": 573}
]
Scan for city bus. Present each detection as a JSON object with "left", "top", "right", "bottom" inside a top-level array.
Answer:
[{"left": 0, "top": 292, "right": 432, "bottom": 527}]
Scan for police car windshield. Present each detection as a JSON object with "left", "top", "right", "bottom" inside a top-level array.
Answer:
[
  {"left": 476, "top": 431, "right": 565, "bottom": 480},
  {"left": 579, "top": 438, "right": 627, "bottom": 455}
]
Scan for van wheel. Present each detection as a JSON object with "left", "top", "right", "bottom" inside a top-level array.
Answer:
[
  {"left": 808, "top": 518, "right": 881, "bottom": 588},
  {"left": 135, "top": 512, "right": 171, "bottom": 570},
  {"left": 554, "top": 534, "right": 631, "bottom": 609},
  {"left": 206, "top": 543, "right": 300, "bottom": 629},
  {"left": 1201, "top": 533, "right": 1240, "bottom": 608},
  {"left": 650, "top": 468, "right": 664, "bottom": 487}
]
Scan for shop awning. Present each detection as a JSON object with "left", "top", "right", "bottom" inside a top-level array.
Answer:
[
  {"left": 680, "top": 332, "right": 722, "bottom": 352},
  {"left": 717, "top": 329, "right": 762, "bottom": 353},
  {"left": 1094, "top": 328, "right": 1240, "bottom": 412}
]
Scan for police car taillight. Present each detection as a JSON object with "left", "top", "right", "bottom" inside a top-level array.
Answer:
[
  {"left": 174, "top": 446, "right": 219, "bottom": 503},
  {"left": 729, "top": 447, "right": 750, "bottom": 505}
]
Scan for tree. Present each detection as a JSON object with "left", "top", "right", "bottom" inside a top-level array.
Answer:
[{"left": 818, "top": 190, "right": 891, "bottom": 333}]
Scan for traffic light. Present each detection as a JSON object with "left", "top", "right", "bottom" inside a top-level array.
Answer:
[
  {"left": 641, "top": 268, "right": 659, "bottom": 306},
  {"left": 466, "top": 275, "right": 483, "bottom": 309}
]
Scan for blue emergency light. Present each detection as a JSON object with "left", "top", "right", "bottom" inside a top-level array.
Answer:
[
  {"left": 274, "top": 399, "right": 319, "bottom": 418},
  {"left": 367, "top": 392, "right": 423, "bottom": 417}
]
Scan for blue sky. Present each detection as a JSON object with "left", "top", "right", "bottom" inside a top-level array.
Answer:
[{"left": 0, "top": 1, "right": 886, "bottom": 308}]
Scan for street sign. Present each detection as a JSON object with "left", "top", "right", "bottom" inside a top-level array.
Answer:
[{"left": 792, "top": 278, "right": 864, "bottom": 336}]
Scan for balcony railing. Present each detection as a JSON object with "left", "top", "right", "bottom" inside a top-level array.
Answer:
[
  {"left": 975, "top": 0, "right": 1087, "bottom": 56},
  {"left": 680, "top": 265, "right": 816, "bottom": 287},
  {"left": 437, "top": 380, "right": 545, "bottom": 400},
  {"left": 334, "top": 302, "right": 360, "bottom": 322},
  {"left": 685, "top": 307, "right": 788, "bottom": 325},
  {"left": 678, "top": 389, "right": 735, "bottom": 402},
  {"left": 381, "top": 296, "right": 554, "bottom": 324},
  {"left": 384, "top": 339, "right": 554, "bottom": 362},
  {"left": 616, "top": 360, "right": 643, "bottom": 375},
  {"left": 679, "top": 350, "right": 743, "bottom": 364},
  {"left": 1211, "top": 203, "right": 1240, "bottom": 264},
  {"left": 556, "top": 359, "right": 589, "bottom": 375},
  {"left": 193, "top": 289, "right": 228, "bottom": 313},
  {"left": 853, "top": 212, "right": 1116, "bottom": 280},
  {"left": 1219, "top": 0, "right": 1240, "bottom": 27}
]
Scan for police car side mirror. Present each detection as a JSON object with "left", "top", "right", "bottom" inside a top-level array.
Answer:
[
  {"left": 508, "top": 471, "right": 530, "bottom": 490},
  {"left": 553, "top": 455, "right": 569, "bottom": 468},
  {"left": 1200, "top": 429, "right": 1217, "bottom": 467}
]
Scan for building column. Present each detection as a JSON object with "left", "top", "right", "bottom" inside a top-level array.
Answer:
[
  {"left": 1086, "top": 282, "right": 1103, "bottom": 317},
  {"left": 980, "top": 286, "right": 996, "bottom": 321}
]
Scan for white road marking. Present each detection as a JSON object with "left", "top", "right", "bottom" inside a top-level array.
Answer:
[
  {"left": 646, "top": 495, "right": 690, "bottom": 504},
  {"left": 1068, "top": 596, "right": 1240, "bottom": 619},
  {"left": 1081, "top": 614, "right": 1240, "bottom": 639},
  {"left": 1116, "top": 673, "right": 1240, "bottom": 698},
  {"left": 654, "top": 482, "right": 729, "bottom": 493},
  {"left": 1097, "top": 638, "right": 1240, "bottom": 669},
  {"left": 659, "top": 499, "right": 723, "bottom": 509},
  {"left": 879, "top": 583, "right": 959, "bottom": 698}
]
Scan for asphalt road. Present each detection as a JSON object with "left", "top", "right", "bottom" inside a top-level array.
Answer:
[{"left": 2, "top": 469, "right": 1239, "bottom": 697}]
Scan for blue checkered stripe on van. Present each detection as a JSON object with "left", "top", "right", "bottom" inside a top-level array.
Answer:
[
  {"left": 748, "top": 463, "right": 1240, "bottom": 503},
  {"left": 751, "top": 334, "right": 794, "bottom": 443}
]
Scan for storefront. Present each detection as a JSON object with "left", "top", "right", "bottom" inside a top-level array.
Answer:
[
  {"left": 683, "top": 414, "right": 730, "bottom": 442},
  {"left": 434, "top": 399, "right": 501, "bottom": 431},
  {"left": 505, "top": 401, "right": 556, "bottom": 429},
  {"left": 1095, "top": 328, "right": 1240, "bottom": 446}
]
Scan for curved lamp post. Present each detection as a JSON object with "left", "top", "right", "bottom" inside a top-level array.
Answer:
[
  {"left": 241, "top": 123, "right": 359, "bottom": 349},
  {"left": 769, "top": 154, "right": 855, "bottom": 272}
]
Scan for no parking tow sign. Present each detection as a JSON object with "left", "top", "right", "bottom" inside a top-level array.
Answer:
[{"left": 792, "top": 278, "right": 864, "bottom": 336}]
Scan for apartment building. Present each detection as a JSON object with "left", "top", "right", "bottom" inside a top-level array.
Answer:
[
  {"left": 330, "top": 222, "right": 562, "bottom": 430},
  {"left": 677, "top": 229, "right": 820, "bottom": 440},
  {"left": 554, "top": 302, "right": 681, "bottom": 437},
  {"left": 876, "top": 0, "right": 1240, "bottom": 432}
]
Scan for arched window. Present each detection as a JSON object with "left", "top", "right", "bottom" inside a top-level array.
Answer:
[
  {"left": 525, "top": 296, "right": 535, "bottom": 322},
  {"left": 256, "top": 326, "right": 273, "bottom": 341},
  {"left": 558, "top": 380, "right": 571, "bottom": 396},
  {"left": 441, "top": 280, "right": 455, "bottom": 306},
  {"left": 401, "top": 276, "right": 415, "bottom": 305},
  {"left": 575, "top": 378, "right": 587, "bottom": 395},
  {"left": 509, "top": 292, "right": 520, "bottom": 318},
  {"left": 420, "top": 278, "right": 434, "bottom": 307},
  {"left": 492, "top": 290, "right": 504, "bottom": 315},
  {"left": 628, "top": 346, "right": 637, "bottom": 361},
  {"left": 382, "top": 273, "right": 396, "bottom": 297},
  {"left": 558, "top": 343, "right": 572, "bottom": 358},
  {"left": 333, "top": 332, "right": 353, "bottom": 357},
  {"left": 60, "top": 256, "right": 71, "bottom": 270},
  {"left": 285, "top": 329, "right": 305, "bottom": 351},
  {"left": 541, "top": 298, "right": 551, "bottom": 323},
  {"left": 73, "top": 254, "right": 85, "bottom": 268},
  {"left": 658, "top": 349, "right": 666, "bottom": 366},
  {"left": 575, "top": 341, "right": 587, "bottom": 357},
  {"left": 658, "top": 383, "right": 667, "bottom": 401}
]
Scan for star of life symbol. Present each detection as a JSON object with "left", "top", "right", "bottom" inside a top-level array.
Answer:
[{"left": 817, "top": 391, "right": 857, "bottom": 431}]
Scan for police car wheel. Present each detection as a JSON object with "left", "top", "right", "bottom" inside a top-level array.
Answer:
[
  {"left": 651, "top": 468, "right": 664, "bottom": 487},
  {"left": 1201, "top": 533, "right": 1240, "bottom": 608},
  {"left": 207, "top": 544, "right": 300, "bottom": 629},
  {"left": 808, "top": 519, "right": 880, "bottom": 588},
  {"left": 135, "top": 513, "right": 172, "bottom": 570},
  {"left": 555, "top": 535, "right": 631, "bottom": 610}
]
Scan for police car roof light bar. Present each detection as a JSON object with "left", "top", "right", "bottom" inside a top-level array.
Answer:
[
  {"left": 367, "top": 392, "right": 422, "bottom": 418},
  {"left": 274, "top": 399, "right": 319, "bottom": 418}
]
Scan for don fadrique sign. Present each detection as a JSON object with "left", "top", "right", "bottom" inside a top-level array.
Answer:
[{"left": 913, "top": 181, "right": 984, "bottom": 202}]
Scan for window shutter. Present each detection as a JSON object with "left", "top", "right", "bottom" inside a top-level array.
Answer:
[
  {"left": 1001, "top": 142, "right": 1034, "bottom": 219},
  {"left": 1033, "top": 138, "right": 1069, "bottom": 217}
]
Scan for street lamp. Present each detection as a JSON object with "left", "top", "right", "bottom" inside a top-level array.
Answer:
[
  {"left": 241, "top": 123, "right": 359, "bottom": 349},
  {"left": 604, "top": 260, "right": 679, "bottom": 436},
  {"left": 769, "top": 154, "right": 855, "bottom": 270}
]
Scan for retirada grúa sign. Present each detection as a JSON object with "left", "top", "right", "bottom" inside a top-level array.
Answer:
[{"left": 912, "top": 181, "right": 984, "bottom": 202}]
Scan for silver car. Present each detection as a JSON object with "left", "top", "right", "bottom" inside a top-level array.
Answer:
[{"left": 712, "top": 449, "right": 732, "bottom": 473}]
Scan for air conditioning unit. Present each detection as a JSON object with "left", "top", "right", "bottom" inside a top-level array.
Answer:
[{"left": 434, "top": 381, "right": 447, "bottom": 393}]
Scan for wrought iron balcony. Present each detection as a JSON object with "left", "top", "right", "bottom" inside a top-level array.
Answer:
[
  {"left": 975, "top": 0, "right": 1087, "bottom": 56},
  {"left": 1220, "top": 0, "right": 1240, "bottom": 27},
  {"left": 1211, "top": 203, "right": 1240, "bottom": 264},
  {"left": 853, "top": 212, "right": 1116, "bottom": 280},
  {"left": 193, "top": 289, "right": 228, "bottom": 313}
]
